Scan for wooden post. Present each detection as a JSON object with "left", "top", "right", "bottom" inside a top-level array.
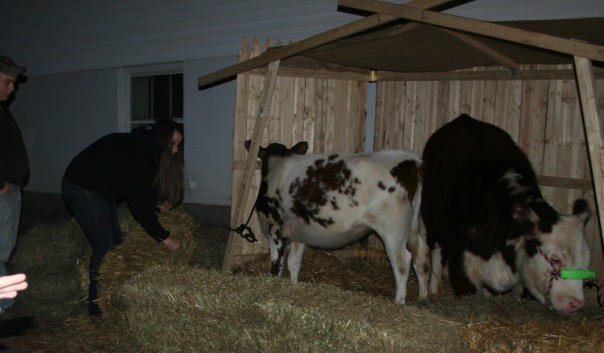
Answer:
[
  {"left": 223, "top": 59, "right": 281, "bottom": 270},
  {"left": 574, "top": 56, "right": 604, "bottom": 243}
]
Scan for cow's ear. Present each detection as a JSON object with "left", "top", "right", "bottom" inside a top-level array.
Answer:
[
  {"left": 511, "top": 202, "right": 540, "bottom": 234},
  {"left": 258, "top": 146, "right": 267, "bottom": 160},
  {"left": 291, "top": 141, "right": 309, "bottom": 155},
  {"left": 511, "top": 202, "right": 534, "bottom": 222},
  {"left": 572, "top": 198, "right": 591, "bottom": 224},
  {"left": 530, "top": 200, "right": 559, "bottom": 233}
]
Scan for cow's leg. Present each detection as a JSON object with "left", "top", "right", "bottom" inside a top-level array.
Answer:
[
  {"left": 378, "top": 229, "right": 412, "bottom": 304},
  {"left": 511, "top": 283, "right": 524, "bottom": 301},
  {"left": 268, "top": 226, "right": 287, "bottom": 277},
  {"left": 429, "top": 243, "right": 443, "bottom": 295},
  {"left": 407, "top": 226, "right": 430, "bottom": 300},
  {"left": 287, "top": 241, "right": 306, "bottom": 284}
]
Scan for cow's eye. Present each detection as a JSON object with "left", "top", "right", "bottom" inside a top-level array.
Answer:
[{"left": 550, "top": 256, "right": 562, "bottom": 264}]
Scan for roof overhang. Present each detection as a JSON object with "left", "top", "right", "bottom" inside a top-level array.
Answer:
[{"left": 199, "top": 0, "right": 604, "bottom": 89}]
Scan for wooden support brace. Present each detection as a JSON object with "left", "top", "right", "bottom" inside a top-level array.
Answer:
[
  {"left": 231, "top": 60, "right": 281, "bottom": 230},
  {"left": 436, "top": 27, "right": 520, "bottom": 70},
  {"left": 223, "top": 60, "right": 281, "bottom": 270},
  {"left": 574, "top": 56, "right": 604, "bottom": 245}
]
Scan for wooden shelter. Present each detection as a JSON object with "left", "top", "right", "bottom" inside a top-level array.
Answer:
[{"left": 198, "top": 0, "right": 604, "bottom": 276}]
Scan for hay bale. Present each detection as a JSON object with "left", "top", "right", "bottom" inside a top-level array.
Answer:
[
  {"left": 96, "top": 206, "right": 199, "bottom": 318},
  {"left": 122, "top": 264, "right": 463, "bottom": 353}
]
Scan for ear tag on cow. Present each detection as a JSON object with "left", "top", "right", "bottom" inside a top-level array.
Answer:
[{"left": 560, "top": 269, "right": 596, "bottom": 280}]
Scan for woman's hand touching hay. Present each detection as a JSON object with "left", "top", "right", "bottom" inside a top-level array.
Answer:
[{"left": 162, "top": 236, "right": 180, "bottom": 252}]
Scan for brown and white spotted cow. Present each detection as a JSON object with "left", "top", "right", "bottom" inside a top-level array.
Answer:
[
  {"left": 245, "top": 140, "right": 429, "bottom": 304},
  {"left": 421, "top": 114, "right": 592, "bottom": 315}
]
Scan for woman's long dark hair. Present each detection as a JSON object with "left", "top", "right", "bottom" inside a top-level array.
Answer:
[{"left": 154, "top": 118, "right": 184, "bottom": 206}]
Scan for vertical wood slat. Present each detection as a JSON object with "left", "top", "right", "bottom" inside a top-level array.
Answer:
[
  {"left": 542, "top": 78, "right": 564, "bottom": 209},
  {"left": 574, "top": 56, "right": 604, "bottom": 247}
]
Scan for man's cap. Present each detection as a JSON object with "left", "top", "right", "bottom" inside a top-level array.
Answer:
[{"left": 0, "top": 56, "right": 26, "bottom": 76}]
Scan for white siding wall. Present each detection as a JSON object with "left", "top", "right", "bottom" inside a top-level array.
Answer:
[
  {"left": 3, "top": 0, "right": 356, "bottom": 76},
  {"left": 2, "top": 0, "right": 603, "bottom": 206}
]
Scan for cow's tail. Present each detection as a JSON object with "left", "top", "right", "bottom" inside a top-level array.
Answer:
[{"left": 410, "top": 178, "right": 422, "bottom": 237}]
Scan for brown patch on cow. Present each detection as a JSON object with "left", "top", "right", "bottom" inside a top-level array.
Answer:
[
  {"left": 397, "top": 252, "right": 407, "bottom": 277},
  {"left": 289, "top": 157, "right": 359, "bottom": 227},
  {"left": 390, "top": 160, "right": 420, "bottom": 201},
  {"left": 330, "top": 197, "right": 339, "bottom": 210}
]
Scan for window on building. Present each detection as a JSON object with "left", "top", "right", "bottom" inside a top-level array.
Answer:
[{"left": 120, "top": 63, "right": 183, "bottom": 131}]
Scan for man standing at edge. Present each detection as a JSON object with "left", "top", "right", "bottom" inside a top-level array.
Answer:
[{"left": 0, "top": 56, "right": 29, "bottom": 313}]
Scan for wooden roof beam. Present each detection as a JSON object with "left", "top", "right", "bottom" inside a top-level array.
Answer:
[
  {"left": 198, "top": 0, "right": 461, "bottom": 89},
  {"left": 435, "top": 27, "right": 521, "bottom": 70},
  {"left": 339, "top": 0, "right": 604, "bottom": 63}
]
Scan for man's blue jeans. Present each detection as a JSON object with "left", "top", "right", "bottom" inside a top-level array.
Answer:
[
  {"left": 0, "top": 184, "right": 22, "bottom": 311},
  {"left": 61, "top": 177, "right": 123, "bottom": 315}
]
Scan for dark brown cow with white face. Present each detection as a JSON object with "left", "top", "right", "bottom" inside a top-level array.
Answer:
[
  {"left": 245, "top": 140, "right": 429, "bottom": 304},
  {"left": 421, "top": 114, "right": 591, "bottom": 315}
]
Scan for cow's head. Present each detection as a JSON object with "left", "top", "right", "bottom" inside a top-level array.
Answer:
[
  {"left": 514, "top": 198, "right": 592, "bottom": 315},
  {"left": 243, "top": 140, "right": 311, "bottom": 277},
  {"left": 245, "top": 140, "right": 308, "bottom": 176}
]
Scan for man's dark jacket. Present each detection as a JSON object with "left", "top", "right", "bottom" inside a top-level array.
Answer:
[{"left": 0, "top": 103, "right": 29, "bottom": 190}]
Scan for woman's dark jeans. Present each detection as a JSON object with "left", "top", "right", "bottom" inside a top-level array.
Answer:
[{"left": 61, "top": 177, "right": 123, "bottom": 316}]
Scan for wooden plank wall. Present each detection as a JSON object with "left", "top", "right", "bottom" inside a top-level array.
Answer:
[
  {"left": 224, "top": 38, "right": 367, "bottom": 270},
  {"left": 373, "top": 64, "right": 604, "bottom": 275}
]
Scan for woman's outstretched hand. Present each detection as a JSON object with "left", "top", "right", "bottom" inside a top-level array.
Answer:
[{"left": 162, "top": 236, "right": 180, "bottom": 252}]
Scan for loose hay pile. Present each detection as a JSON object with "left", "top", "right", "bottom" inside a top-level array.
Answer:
[
  {"left": 122, "top": 264, "right": 463, "bottom": 353},
  {"left": 232, "top": 249, "right": 604, "bottom": 353}
]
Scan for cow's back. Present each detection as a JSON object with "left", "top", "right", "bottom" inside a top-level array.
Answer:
[{"left": 270, "top": 150, "right": 421, "bottom": 246}]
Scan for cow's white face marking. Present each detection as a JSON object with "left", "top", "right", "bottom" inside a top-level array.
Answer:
[
  {"left": 463, "top": 251, "right": 518, "bottom": 293},
  {"left": 501, "top": 170, "right": 530, "bottom": 196},
  {"left": 517, "top": 212, "right": 591, "bottom": 315}
]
